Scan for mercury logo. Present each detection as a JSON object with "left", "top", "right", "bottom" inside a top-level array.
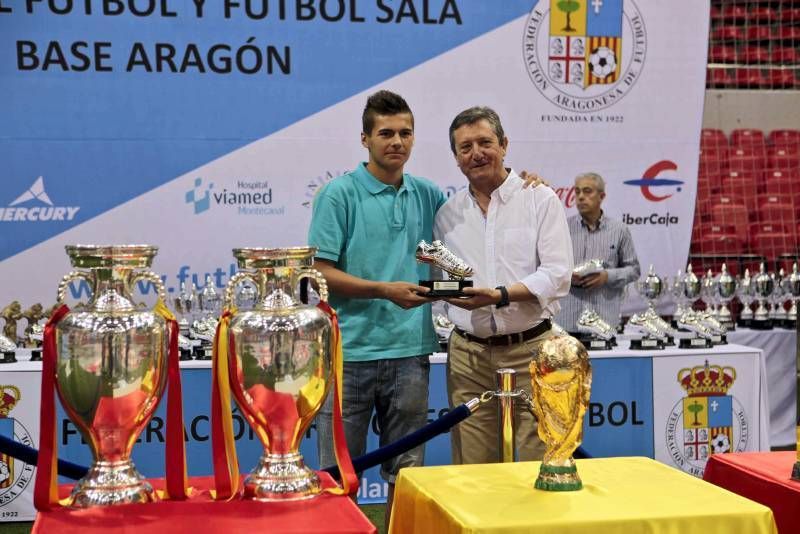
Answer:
[{"left": 0, "top": 177, "right": 80, "bottom": 222}]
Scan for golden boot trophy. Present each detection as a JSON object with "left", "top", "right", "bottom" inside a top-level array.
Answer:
[{"left": 530, "top": 335, "right": 592, "bottom": 491}]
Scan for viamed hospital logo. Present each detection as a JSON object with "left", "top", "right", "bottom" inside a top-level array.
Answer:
[
  {"left": 523, "top": 0, "right": 647, "bottom": 112},
  {"left": 666, "top": 361, "right": 749, "bottom": 477},
  {"left": 0, "top": 385, "right": 34, "bottom": 507}
]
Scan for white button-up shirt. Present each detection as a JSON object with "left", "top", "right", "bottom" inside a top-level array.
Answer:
[{"left": 434, "top": 170, "right": 573, "bottom": 338}]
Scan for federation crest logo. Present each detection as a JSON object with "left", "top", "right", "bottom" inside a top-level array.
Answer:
[
  {"left": 666, "top": 361, "right": 749, "bottom": 477},
  {"left": 523, "top": 0, "right": 647, "bottom": 112},
  {"left": 0, "top": 385, "right": 35, "bottom": 507}
]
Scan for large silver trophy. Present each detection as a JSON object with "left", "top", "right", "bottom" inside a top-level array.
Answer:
[
  {"left": 191, "top": 274, "right": 219, "bottom": 359},
  {"left": 715, "top": 264, "right": 738, "bottom": 330},
  {"left": 770, "top": 269, "right": 788, "bottom": 327},
  {"left": 224, "top": 246, "right": 333, "bottom": 500},
  {"left": 752, "top": 263, "right": 775, "bottom": 329},
  {"left": 700, "top": 269, "right": 718, "bottom": 319},
  {"left": 782, "top": 263, "right": 800, "bottom": 327},
  {"left": 54, "top": 245, "right": 169, "bottom": 507},
  {"left": 629, "top": 265, "right": 672, "bottom": 349},
  {"left": 737, "top": 268, "right": 756, "bottom": 327}
]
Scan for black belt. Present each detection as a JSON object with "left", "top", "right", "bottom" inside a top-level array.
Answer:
[{"left": 454, "top": 319, "right": 551, "bottom": 347}]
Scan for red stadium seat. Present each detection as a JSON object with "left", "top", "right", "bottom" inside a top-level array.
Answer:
[
  {"left": 767, "top": 146, "right": 800, "bottom": 171},
  {"left": 730, "top": 129, "right": 767, "bottom": 149},
  {"left": 728, "top": 150, "right": 765, "bottom": 178},
  {"left": 709, "top": 45, "right": 739, "bottom": 64},
  {"left": 742, "top": 46, "right": 770, "bottom": 64},
  {"left": 778, "top": 26, "right": 800, "bottom": 41},
  {"left": 771, "top": 47, "right": 799, "bottom": 65},
  {"left": 707, "top": 68, "right": 735, "bottom": 89},
  {"left": 758, "top": 200, "right": 795, "bottom": 224},
  {"left": 692, "top": 222, "right": 738, "bottom": 243},
  {"left": 751, "top": 232, "right": 798, "bottom": 259},
  {"left": 692, "top": 234, "right": 745, "bottom": 255},
  {"left": 768, "top": 129, "right": 800, "bottom": 148},
  {"left": 746, "top": 26, "right": 773, "bottom": 42},
  {"left": 701, "top": 129, "right": 729, "bottom": 148},
  {"left": 761, "top": 174, "right": 799, "bottom": 196},
  {"left": 718, "top": 172, "right": 759, "bottom": 211},
  {"left": 750, "top": 6, "right": 778, "bottom": 23},
  {"left": 770, "top": 69, "right": 797, "bottom": 89},
  {"left": 712, "top": 25, "right": 745, "bottom": 42},
  {"left": 710, "top": 5, "right": 723, "bottom": 22},
  {"left": 710, "top": 201, "right": 749, "bottom": 235},
  {"left": 721, "top": 4, "right": 748, "bottom": 22},
  {"left": 749, "top": 222, "right": 795, "bottom": 242},
  {"left": 781, "top": 8, "right": 800, "bottom": 23},
  {"left": 735, "top": 68, "right": 769, "bottom": 88}
]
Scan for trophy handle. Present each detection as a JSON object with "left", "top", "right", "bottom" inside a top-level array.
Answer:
[
  {"left": 56, "top": 271, "right": 92, "bottom": 305},
  {"left": 224, "top": 271, "right": 259, "bottom": 308},
  {"left": 130, "top": 271, "right": 167, "bottom": 304},
  {"left": 296, "top": 268, "right": 329, "bottom": 303}
]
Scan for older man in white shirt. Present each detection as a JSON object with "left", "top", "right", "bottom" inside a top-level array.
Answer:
[{"left": 434, "top": 106, "right": 573, "bottom": 464}]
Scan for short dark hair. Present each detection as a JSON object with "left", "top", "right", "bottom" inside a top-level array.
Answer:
[
  {"left": 362, "top": 90, "right": 414, "bottom": 135},
  {"left": 448, "top": 106, "right": 506, "bottom": 154}
]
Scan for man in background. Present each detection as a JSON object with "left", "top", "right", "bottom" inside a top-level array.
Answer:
[{"left": 556, "top": 172, "right": 640, "bottom": 334}]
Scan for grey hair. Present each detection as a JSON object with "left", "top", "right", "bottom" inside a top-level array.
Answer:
[
  {"left": 575, "top": 172, "right": 606, "bottom": 193},
  {"left": 448, "top": 106, "right": 506, "bottom": 154}
]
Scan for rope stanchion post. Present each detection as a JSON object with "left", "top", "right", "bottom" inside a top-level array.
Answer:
[{"left": 496, "top": 368, "right": 517, "bottom": 463}]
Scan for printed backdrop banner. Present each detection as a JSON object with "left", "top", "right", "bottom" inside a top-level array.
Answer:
[
  {"left": 0, "top": 0, "right": 709, "bottom": 514},
  {"left": 1, "top": 1, "right": 709, "bottom": 313}
]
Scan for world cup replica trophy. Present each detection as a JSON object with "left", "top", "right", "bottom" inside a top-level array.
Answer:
[
  {"left": 530, "top": 335, "right": 592, "bottom": 491},
  {"left": 223, "top": 247, "right": 333, "bottom": 500},
  {"left": 53, "top": 245, "right": 169, "bottom": 507}
]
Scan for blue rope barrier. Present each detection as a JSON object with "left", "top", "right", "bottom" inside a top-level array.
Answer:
[
  {"left": 0, "top": 435, "right": 88, "bottom": 480},
  {"left": 322, "top": 403, "right": 473, "bottom": 479}
]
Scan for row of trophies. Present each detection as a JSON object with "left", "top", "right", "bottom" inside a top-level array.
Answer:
[
  {"left": 0, "top": 274, "right": 261, "bottom": 364},
  {"left": 575, "top": 261, "right": 800, "bottom": 351}
]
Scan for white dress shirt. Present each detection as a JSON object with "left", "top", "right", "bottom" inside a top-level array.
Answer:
[{"left": 434, "top": 170, "right": 573, "bottom": 338}]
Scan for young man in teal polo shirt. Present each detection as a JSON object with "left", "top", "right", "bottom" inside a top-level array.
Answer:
[{"left": 308, "top": 90, "right": 444, "bottom": 520}]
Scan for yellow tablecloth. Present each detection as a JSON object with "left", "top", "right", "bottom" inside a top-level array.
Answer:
[{"left": 389, "top": 457, "right": 776, "bottom": 534}]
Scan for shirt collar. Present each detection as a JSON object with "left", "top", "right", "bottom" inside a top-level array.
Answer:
[
  {"left": 580, "top": 210, "right": 605, "bottom": 231},
  {"left": 495, "top": 168, "right": 519, "bottom": 204},
  {"left": 355, "top": 162, "right": 415, "bottom": 194}
]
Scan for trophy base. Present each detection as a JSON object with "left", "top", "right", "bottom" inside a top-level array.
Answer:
[
  {"left": 419, "top": 279, "right": 473, "bottom": 297},
  {"left": 1, "top": 351, "right": 17, "bottom": 364},
  {"left": 534, "top": 461, "right": 582, "bottom": 492},
  {"left": 193, "top": 343, "right": 213, "bottom": 360},
  {"left": 783, "top": 319, "right": 797, "bottom": 330},
  {"left": 710, "top": 334, "right": 727, "bottom": 345},
  {"left": 629, "top": 338, "right": 664, "bottom": 350},
  {"left": 791, "top": 461, "right": 800, "bottom": 481},
  {"left": 179, "top": 348, "right": 194, "bottom": 361},
  {"left": 29, "top": 349, "right": 42, "bottom": 361},
  {"left": 244, "top": 452, "right": 321, "bottom": 501},
  {"left": 582, "top": 337, "right": 614, "bottom": 351},
  {"left": 737, "top": 317, "right": 753, "bottom": 329},
  {"left": 679, "top": 336, "right": 713, "bottom": 349},
  {"left": 750, "top": 319, "right": 774, "bottom": 330},
  {"left": 68, "top": 460, "right": 155, "bottom": 508}
]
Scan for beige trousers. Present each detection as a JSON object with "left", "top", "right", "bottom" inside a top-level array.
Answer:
[{"left": 447, "top": 328, "right": 554, "bottom": 465}]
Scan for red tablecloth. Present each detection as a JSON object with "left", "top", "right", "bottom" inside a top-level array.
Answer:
[
  {"left": 704, "top": 451, "right": 800, "bottom": 534},
  {"left": 32, "top": 472, "right": 376, "bottom": 534}
]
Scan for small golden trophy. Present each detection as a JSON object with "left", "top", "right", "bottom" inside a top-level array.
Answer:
[{"left": 530, "top": 335, "right": 592, "bottom": 491}]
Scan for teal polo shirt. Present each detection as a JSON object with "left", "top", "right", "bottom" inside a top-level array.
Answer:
[{"left": 308, "top": 162, "right": 446, "bottom": 362}]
